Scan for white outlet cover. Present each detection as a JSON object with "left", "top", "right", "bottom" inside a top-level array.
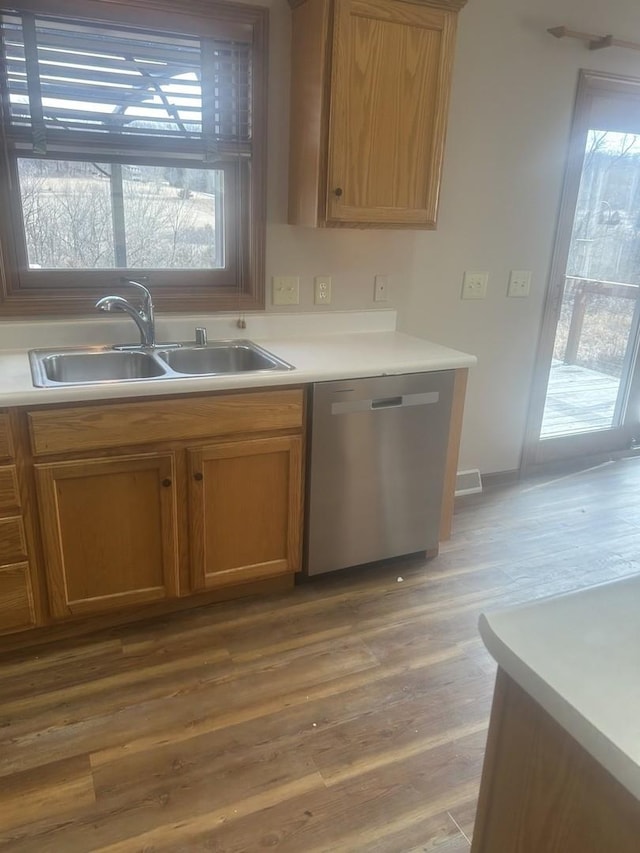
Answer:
[{"left": 314, "top": 275, "right": 332, "bottom": 305}]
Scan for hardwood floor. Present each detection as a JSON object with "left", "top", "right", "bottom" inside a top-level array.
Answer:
[{"left": 1, "top": 456, "right": 640, "bottom": 851}]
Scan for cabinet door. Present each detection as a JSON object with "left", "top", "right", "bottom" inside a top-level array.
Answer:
[
  {"left": 189, "top": 436, "right": 302, "bottom": 590},
  {"left": 327, "top": 0, "right": 456, "bottom": 226},
  {"left": 36, "top": 454, "right": 179, "bottom": 619}
]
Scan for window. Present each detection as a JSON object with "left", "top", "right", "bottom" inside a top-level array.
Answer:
[{"left": 0, "top": 0, "right": 267, "bottom": 314}]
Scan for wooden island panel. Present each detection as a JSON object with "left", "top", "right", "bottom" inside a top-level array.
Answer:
[{"left": 472, "top": 668, "right": 640, "bottom": 853}]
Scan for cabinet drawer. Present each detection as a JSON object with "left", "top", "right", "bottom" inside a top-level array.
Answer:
[
  {"left": 0, "top": 517, "right": 27, "bottom": 564},
  {"left": 0, "top": 466, "right": 20, "bottom": 514},
  {"left": 0, "top": 562, "right": 35, "bottom": 635},
  {"left": 0, "top": 413, "right": 14, "bottom": 460},
  {"left": 28, "top": 389, "right": 305, "bottom": 455}
]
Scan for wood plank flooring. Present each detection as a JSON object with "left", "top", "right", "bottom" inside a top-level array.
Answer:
[{"left": 1, "top": 456, "right": 640, "bottom": 851}]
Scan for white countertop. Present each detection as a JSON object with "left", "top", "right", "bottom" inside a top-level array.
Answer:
[
  {"left": 0, "top": 310, "right": 476, "bottom": 406},
  {"left": 479, "top": 575, "right": 640, "bottom": 800}
]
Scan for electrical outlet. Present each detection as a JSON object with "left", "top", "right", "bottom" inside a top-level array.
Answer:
[
  {"left": 314, "top": 275, "right": 332, "bottom": 305},
  {"left": 374, "top": 275, "right": 389, "bottom": 302},
  {"left": 272, "top": 276, "right": 299, "bottom": 305},
  {"left": 508, "top": 270, "right": 532, "bottom": 298},
  {"left": 461, "top": 271, "right": 488, "bottom": 300}
]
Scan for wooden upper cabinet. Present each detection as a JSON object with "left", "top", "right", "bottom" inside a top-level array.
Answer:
[{"left": 288, "top": 0, "right": 467, "bottom": 228}]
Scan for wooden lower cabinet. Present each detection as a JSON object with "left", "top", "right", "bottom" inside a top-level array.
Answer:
[
  {"left": 0, "top": 391, "right": 306, "bottom": 637},
  {"left": 0, "top": 562, "right": 35, "bottom": 634},
  {"left": 0, "top": 465, "right": 20, "bottom": 513},
  {"left": 35, "top": 453, "right": 179, "bottom": 619},
  {"left": 0, "top": 446, "right": 36, "bottom": 635},
  {"left": 0, "top": 516, "right": 27, "bottom": 564},
  {"left": 33, "top": 436, "right": 303, "bottom": 620},
  {"left": 189, "top": 436, "right": 303, "bottom": 590}
]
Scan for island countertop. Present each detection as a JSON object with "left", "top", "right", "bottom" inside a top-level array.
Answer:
[{"left": 479, "top": 574, "right": 640, "bottom": 800}]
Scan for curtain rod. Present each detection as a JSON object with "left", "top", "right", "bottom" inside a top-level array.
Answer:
[{"left": 548, "top": 26, "right": 640, "bottom": 53}]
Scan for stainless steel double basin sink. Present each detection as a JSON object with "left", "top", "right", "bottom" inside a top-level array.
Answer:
[{"left": 29, "top": 340, "right": 295, "bottom": 387}]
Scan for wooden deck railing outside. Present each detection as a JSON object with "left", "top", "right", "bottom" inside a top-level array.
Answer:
[{"left": 563, "top": 276, "right": 640, "bottom": 365}]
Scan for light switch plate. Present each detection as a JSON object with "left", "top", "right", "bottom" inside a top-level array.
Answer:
[
  {"left": 462, "top": 271, "right": 488, "bottom": 300},
  {"left": 508, "top": 270, "right": 531, "bottom": 298},
  {"left": 272, "top": 276, "right": 300, "bottom": 305}
]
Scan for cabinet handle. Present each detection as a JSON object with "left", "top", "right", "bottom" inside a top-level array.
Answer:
[
  {"left": 162, "top": 478, "right": 172, "bottom": 487},
  {"left": 333, "top": 187, "right": 343, "bottom": 197},
  {"left": 194, "top": 472, "right": 204, "bottom": 481}
]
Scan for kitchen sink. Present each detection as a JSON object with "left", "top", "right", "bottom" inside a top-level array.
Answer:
[
  {"left": 155, "top": 342, "right": 290, "bottom": 375},
  {"left": 29, "top": 341, "right": 294, "bottom": 387},
  {"left": 34, "top": 350, "right": 167, "bottom": 385}
]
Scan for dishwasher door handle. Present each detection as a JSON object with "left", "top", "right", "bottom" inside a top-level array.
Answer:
[
  {"left": 371, "top": 396, "right": 402, "bottom": 409},
  {"left": 331, "top": 390, "right": 439, "bottom": 415}
]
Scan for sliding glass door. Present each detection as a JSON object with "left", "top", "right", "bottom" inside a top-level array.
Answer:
[{"left": 525, "top": 72, "right": 640, "bottom": 467}]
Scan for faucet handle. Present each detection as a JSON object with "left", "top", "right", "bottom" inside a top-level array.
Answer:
[
  {"left": 195, "top": 327, "right": 207, "bottom": 346},
  {"left": 122, "top": 277, "right": 152, "bottom": 306}
]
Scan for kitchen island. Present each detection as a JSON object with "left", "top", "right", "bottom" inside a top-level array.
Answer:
[{"left": 473, "top": 575, "right": 640, "bottom": 852}]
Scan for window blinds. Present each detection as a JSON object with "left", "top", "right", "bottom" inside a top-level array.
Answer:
[{"left": 0, "top": 10, "right": 252, "bottom": 158}]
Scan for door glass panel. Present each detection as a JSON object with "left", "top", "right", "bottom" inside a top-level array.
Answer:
[{"left": 541, "top": 130, "right": 640, "bottom": 438}]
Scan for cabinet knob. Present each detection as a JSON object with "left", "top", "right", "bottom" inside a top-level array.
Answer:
[
  {"left": 333, "top": 187, "right": 343, "bottom": 197},
  {"left": 194, "top": 472, "right": 204, "bottom": 481},
  {"left": 162, "top": 478, "right": 172, "bottom": 488}
]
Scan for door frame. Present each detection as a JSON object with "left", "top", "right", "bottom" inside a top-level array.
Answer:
[{"left": 522, "top": 70, "right": 640, "bottom": 470}]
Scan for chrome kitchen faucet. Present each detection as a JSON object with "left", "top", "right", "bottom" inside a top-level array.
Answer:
[{"left": 96, "top": 278, "right": 156, "bottom": 348}]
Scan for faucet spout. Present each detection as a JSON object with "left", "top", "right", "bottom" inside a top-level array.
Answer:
[{"left": 96, "top": 279, "right": 156, "bottom": 348}]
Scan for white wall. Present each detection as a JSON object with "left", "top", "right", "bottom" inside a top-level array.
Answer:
[
  {"left": 263, "top": 0, "right": 640, "bottom": 473},
  {"left": 404, "top": 0, "right": 640, "bottom": 474}
]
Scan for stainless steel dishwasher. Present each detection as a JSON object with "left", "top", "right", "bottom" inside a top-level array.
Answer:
[{"left": 306, "top": 371, "right": 455, "bottom": 576}]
